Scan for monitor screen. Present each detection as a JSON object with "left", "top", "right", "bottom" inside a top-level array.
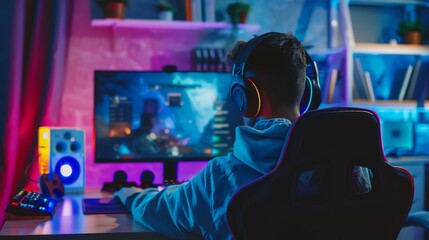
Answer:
[
  {"left": 381, "top": 121, "right": 414, "bottom": 154},
  {"left": 94, "top": 71, "right": 244, "bottom": 163}
]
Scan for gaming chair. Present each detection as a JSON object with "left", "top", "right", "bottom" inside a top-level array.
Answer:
[{"left": 226, "top": 107, "right": 414, "bottom": 240}]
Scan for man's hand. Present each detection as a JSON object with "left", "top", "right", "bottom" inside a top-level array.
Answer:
[{"left": 113, "top": 186, "right": 143, "bottom": 205}]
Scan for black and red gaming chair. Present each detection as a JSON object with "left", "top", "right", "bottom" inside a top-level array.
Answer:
[{"left": 227, "top": 107, "right": 414, "bottom": 240}]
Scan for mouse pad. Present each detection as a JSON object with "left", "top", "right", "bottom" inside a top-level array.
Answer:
[{"left": 82, "top": 198, "right": 130, "bottom": 214}]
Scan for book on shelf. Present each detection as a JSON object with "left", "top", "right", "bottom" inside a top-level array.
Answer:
[
  {"left": 364, "top": 71, "right": 376, "bottom": 102},
  {"left": 208, "top": 48, "right": 217, "bottom": 71},
  {"left": 193, "top": 48, "right": 203, "bottom": 71},
  {"left": 185, "top": 0, "right": 193, "bottom": 21},
  {"left": 353, "top": 57, "right": 374, "bottom": 100},
  {"left": 322, "top": 68, "right": 339, "bottom": 104},
  {"left": 405, "top": 58, "right": 429, "bottom": 101},
  {"left": 202, "top": 0, "right": 215, "bottom": 22},
  {"left": 186, "top": 0, "right": 215, "bottom": 22},
  {"left": 398, "top": 64, "right": 414, "bottom": 101},
  {"left": 321, "top": 51, "right": 343, "bottom": 103},
  {"left": 406, "top": 59, "right": 421, "bottom": 100},
  {"left": 419, "top": 60, "right": 429, "bottom": 101},
  {"left": 193, "top": 48, "right": 229, "bottom": 72},
  {"left": 217, "top": 48, "right": 230, "bottom": 72},
  {"left": 201, "top": 48, "right": 210, "bottom": 71},
  {"left": 388, "top": 64, "right": 412, "bottom": 100},
  {"left": 191, "top": 0, "right": 202, "bottom": 22},
  {"left": 352, "top": 82, "right": 359, "bottom": 100},
  {"left": 214, "top": 48, "right": 225, "bottom": 72}
]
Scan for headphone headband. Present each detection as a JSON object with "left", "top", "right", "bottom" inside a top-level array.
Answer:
[
  {"left": 234, "top": 32, "right": 280, "bottom": 68},
  {"left": 230, "top": 32, "right": 322, "bottom": 118}
]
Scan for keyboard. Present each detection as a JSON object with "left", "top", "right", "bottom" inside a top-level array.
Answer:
[{"left": 6, "top": 188, "right": 58, "bottom": 219}]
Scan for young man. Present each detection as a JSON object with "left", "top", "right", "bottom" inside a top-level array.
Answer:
[{"left": 114, "top": 32, "right": 308, "bottom": 240}]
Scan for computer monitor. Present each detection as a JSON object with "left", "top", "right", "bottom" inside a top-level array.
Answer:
[
  {"left": 381, "top": 121, "right": 414, "bottom": 156},
  {"left": 94, "top": 70, "right": 244, "bottom": 181}
]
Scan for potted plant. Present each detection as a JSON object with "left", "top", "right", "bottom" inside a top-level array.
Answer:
[
  {"left": 226, "top": 2, "right": 250, "bottom": 26},
  {"left": 397, "top": 21, "right": 424, "bottom": 45},
  {"left": 155, "top": 0, "right": 175, "bottom": 21},
  {"left": 97, "top": 0, "right": 129, "bottom": 19}
]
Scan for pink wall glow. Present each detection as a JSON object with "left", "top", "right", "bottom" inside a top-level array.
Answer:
[{"left": 57, "top": 0, "right": 250, "bottom": 188}]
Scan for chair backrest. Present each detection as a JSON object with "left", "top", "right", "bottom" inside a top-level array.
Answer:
[{"left": 226, "top": 107, "right": 414, "bottom": 240}]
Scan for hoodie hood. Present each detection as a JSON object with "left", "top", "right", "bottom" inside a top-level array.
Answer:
[{"left": 233, "top": 118, "right": 292, "bottom": 174}]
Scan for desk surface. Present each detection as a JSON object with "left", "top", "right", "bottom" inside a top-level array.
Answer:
[
  {"left": 0, "top": 190, "right": 172, "bottom": 240},
  {"left": 2, "top": 156, "right": 429, "bottom": 239},
  {"left": 388, "top": 155, "right": 429, "bottom": 166}
]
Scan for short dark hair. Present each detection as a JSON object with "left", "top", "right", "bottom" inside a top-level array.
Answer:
[{"left": 227, "top": 32, "right": 307, "bottom": 108}]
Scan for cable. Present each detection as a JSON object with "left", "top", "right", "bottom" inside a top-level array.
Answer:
[{"left": 24, "top": 153, "right": 40, "bottom": 183}]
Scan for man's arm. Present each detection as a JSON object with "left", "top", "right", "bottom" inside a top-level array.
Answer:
[{"left": 114, "top": 165, "right": 215, "bottom": 239}]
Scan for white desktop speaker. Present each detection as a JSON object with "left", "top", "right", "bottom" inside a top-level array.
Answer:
[{"left": 38, "top": 127, "right": 85, "bottom": 192}]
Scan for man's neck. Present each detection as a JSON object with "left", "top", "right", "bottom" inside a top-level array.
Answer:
[{"left": 261, "top": 106, "right": 300, "bottom": 122}]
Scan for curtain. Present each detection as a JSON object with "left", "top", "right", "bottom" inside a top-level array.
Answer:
[{"left": 0, "top": 0, "right": 74, "bottom": 226}]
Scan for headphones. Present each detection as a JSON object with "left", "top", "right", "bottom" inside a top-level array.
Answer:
[{"left": 230, "top": 32, "right": 322, "bottom": 118}]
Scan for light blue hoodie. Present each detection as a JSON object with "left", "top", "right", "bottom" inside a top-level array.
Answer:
[{"left": 126, "top": 118, "right": 292, "bottom": 239}]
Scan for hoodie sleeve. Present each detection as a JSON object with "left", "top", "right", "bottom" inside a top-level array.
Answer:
[{"left": 126, "top": 162, "right": 216, "bottom": 240}]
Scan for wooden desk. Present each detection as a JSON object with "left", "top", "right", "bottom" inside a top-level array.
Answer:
[{"left": 0, "top": 190, "right": 172, "bottom": 240}]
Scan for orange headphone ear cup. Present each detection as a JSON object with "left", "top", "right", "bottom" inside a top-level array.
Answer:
[
  {"left": 241, "top": 78, "right": 261, "bottom": 118},
  {"left": 230, "top": 77, "right": 261, "bottom": 118}
]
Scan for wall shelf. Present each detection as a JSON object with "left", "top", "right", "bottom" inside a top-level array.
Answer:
[
  {"left": 337, "top": 0, "right": 429, "bottom": 107},
  {"left": 354, "top": 43, "right": 429, "bottom": 55},
  {"left": 91, "top": 19, "right": 260, "bottom": 33},
  {"left": 307, "top": 46, "right": 345, "bottom": 56},
  {"left": 350, "top": 0, "right": 429, "bottom": 7},
  {"left": 351, "top": 99, "right": 418, "bottom": 107}
]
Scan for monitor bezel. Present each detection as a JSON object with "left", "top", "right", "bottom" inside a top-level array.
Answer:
[{"left": 93, "top": 70, "right": 239, "bottom": 164}]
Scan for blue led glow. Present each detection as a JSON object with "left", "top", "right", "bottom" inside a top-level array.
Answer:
[{"left": 302, "top": 76, "right": 313, "bottom": 114}]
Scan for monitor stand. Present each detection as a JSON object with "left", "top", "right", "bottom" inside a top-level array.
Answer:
[
  {"left": 163, "top": 161, "right": 179, "bottom": 185},
  {"left": 101, "top": 161, "right": 181, "bottom": 193}
]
